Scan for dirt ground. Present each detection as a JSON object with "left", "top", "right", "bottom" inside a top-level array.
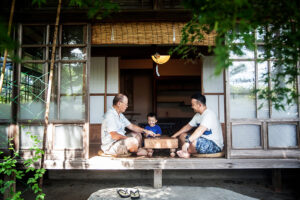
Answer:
[{"left": 17, "top": 172, "right": 300, "bottom": 200}]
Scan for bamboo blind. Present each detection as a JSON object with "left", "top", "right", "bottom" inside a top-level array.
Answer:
[{"left": 92, "top": 22, "right": 216, "bottom": 45}]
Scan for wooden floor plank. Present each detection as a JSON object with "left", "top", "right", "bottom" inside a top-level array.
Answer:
[{"left": 43, "top": 157, "right": 300, "bottom": 170}]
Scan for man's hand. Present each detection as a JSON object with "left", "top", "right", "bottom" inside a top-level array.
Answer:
[
  {"left": 144, "top": 130, "right": 155, "bottom": 137},
  {"left": 182, "top": 142, "right": 190, "bottom": 153},
  {"left": 154, "top": 134, "right": 161, "bottom": 137},
  {"left": 110, "top": 131, "right": 128, "bottom": 140},
  {"left": 171, "top": 124, "right": 192, "bottom": 138}
]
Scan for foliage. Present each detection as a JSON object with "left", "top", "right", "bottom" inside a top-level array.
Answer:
[
  {"left": 0, "top": 18, "right": 18, "bottom": 56},
  {"left": 0, "top": 0, "right": 119, "bottom": 58},
  {"left": 0, "top": 131, "right": 45, "bottom": 200},
  {"left": 31, "top": 0, "right": 119, "bottom": 19},
  {"left": 172, "top": 0, "right": 300, "bottom": 110},
  {"left": 69, "top": 0, "right": 119, "bottom": 19}
]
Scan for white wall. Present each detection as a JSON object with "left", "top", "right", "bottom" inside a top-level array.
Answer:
[
  {"left": 89, "top": 57, "right": 119, "bottom": 124},
  {"left": 202, "top": 56, "right": 225, "bottom": 123}
]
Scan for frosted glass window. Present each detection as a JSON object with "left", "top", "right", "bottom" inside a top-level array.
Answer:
[
  {"left": 0, "top": 126, "right": 9, "bottom": 149},
  {"left": 0, "top": 62, "right": 13, "bottom": 119},
  {"left": 49, "top": 102, "right": 58, "bottom": 120},
  {"left": 60, "top": 96, "right": 85, "bottom": 120},
  {"left": 90, "top": 57, "right": 105, "bottom": 93},
  {"left": 61, "top": 63, "right": 83, "bottom": 94},
  {"left": 20, "top": 102, "right": 44, "bottom": 120},
  {"left": 90, "top": 96, "right": 104, "bottom": 124},
  {"left": 230, "top": 46, "right": 254, "bottom": 59},
  {"left": 232, "top": 125, "right": 261, "bottom": 148},
  {"left": 257, "top": 46, "right": 266, "bottom": 59},
  {"left": 270, "top": 62, "right": 298, "bottom": 119},
  {"left": 107, "top": 57, "right": 119, "bottom": 93},
  {"left": 60, "top": 63, "right": 85, "bottom": 120},
  {"left": 230, "top": 61, "right": 256, "bottom": 118},
  {"left": 0, "top": 103, "right": 11, "bottom": 119},
  {"left": 20, "top": 126, "right": 43, "bottom": 149},
  {"left": 257, "top": 62, "right": 269, "bottom": 118},
  {"left": 203, "top": 56, "right": 224, "bottom": 93},
  {"left": 272, "top": 103, "right": 298, "bottom": 119},
  {"left": 19, "top": 63, "right": 46, "bottom": 120},
  {"left": 106, "top": 96, "right": 114, "bottom": 111},
  {"left": 54, "top": 125, "right": 83, "bottom": 149},
  {"left": 268, "top": 124, "right": 297, "bottom": 148}
]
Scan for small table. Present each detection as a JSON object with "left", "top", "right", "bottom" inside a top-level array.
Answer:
[{"left": 144, "top": 137, "right": 178, "bottom": 157}]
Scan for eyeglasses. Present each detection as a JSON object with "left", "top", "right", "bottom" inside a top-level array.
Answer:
[{"left": 120, "top": 101, "right": 128, "bottom": 106}]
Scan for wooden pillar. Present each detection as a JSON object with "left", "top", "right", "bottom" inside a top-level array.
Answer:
[
  {"left": 152, "top": 61, "right": 157, "bottom": 114},
  {"left": 153, "top": 169, "right": 162, "bottom": 188},
  {"left": 272, "top": 169, "right": 282, "bottom": 192}
]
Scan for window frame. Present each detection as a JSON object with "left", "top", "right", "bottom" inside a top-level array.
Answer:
[
  {"left": 228, "top": 29, "right": 300, "bottom": 151},
  {"left": 17, "top": 23, "right": 89, "bottom": 123}
]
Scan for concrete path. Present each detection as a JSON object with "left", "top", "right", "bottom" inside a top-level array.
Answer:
[{"left": 88, "top": 186, "right": 258, "bottom": 200}]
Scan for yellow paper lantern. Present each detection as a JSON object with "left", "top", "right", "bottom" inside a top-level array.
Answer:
[{"left": 151, "top": 53, "right": 170, "bottom": 65}]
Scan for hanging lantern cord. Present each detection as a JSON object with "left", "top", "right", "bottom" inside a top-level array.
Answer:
[{"left": 155, "top": 64, "right": 160, "bottom": 77}]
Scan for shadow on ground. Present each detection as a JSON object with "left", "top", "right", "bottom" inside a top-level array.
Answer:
[{"left": 19, "top": 177, "right": 299, "bottom": 200}]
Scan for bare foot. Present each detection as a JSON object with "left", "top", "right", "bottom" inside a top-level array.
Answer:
[
  {"left": 146, "top": 149, "right": 154, "bottom": 157},
  {"left": 137, "top": 148, "right": 148, "bottom": 156},
  {"left": 177, "top": 150, "right": 190, "bottom": 158}
]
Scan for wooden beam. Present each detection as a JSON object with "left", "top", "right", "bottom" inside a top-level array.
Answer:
[
  {"left": 11, "top": 10, "right": 192, "bottom": 23},
  {"left": 42, "top": 158, "right": 300, "bottom": 170},
  {"left": 154, "top": 169, "right": 162, "bottom": 188},
  {"left": 231, "top": 149, "right": 300, "bottom": 159}
]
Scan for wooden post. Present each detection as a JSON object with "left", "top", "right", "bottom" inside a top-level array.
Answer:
[
  {"left": 39, "top": 0, "right": 62, "bottom": 187},
  {"left": 153, "top": 169, "right": 162, "bottom": 188},
  {"left": 272, "top": 169, "right": 282, "bottom": 192}
]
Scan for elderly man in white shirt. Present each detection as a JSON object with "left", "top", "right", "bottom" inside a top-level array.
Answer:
[
  {"left": 172, "top": 93, "right": 223, "bottom": 158},
  {"left": 101, "top": 93, "right": 155, "bottom": 156}
]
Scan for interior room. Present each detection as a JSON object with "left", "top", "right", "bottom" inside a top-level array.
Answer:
[
  {"left": 89, "top": 45, "right": 204, "bottom": 157},
  {"left": 119, "top": 56, "right": 202, "bottom": 136}
]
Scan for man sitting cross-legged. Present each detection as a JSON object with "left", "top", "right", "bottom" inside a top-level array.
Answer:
[
  {"left": 171, "top": 93, "right": 223, "bottom": 158},
  {"left": 101, "top": 93, "right": 155, "bottom": 156}
]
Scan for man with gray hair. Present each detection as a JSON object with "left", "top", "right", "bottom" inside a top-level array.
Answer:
[{"left": 101, "top": 93, "right": 155, "bottom": 156}]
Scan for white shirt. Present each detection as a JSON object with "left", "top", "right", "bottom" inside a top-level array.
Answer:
[
  {"left": 101, "top": 107, "right": 131, "bottom": 152},
  {"left": 189, "top": 108, "right": 224, "bottom": 149}
]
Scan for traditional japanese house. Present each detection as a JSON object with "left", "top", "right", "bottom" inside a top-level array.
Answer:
[{"left": 0, "top": 0, "right": 299, "bottom": 188}]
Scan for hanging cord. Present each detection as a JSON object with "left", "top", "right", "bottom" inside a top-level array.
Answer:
[{"left": 155, "top": 64, "right": 160, "bottom": 77}]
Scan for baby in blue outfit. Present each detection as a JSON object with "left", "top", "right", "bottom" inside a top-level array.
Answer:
[{"left": 144, "top": 113, "right": 162, "bottom": 137}]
